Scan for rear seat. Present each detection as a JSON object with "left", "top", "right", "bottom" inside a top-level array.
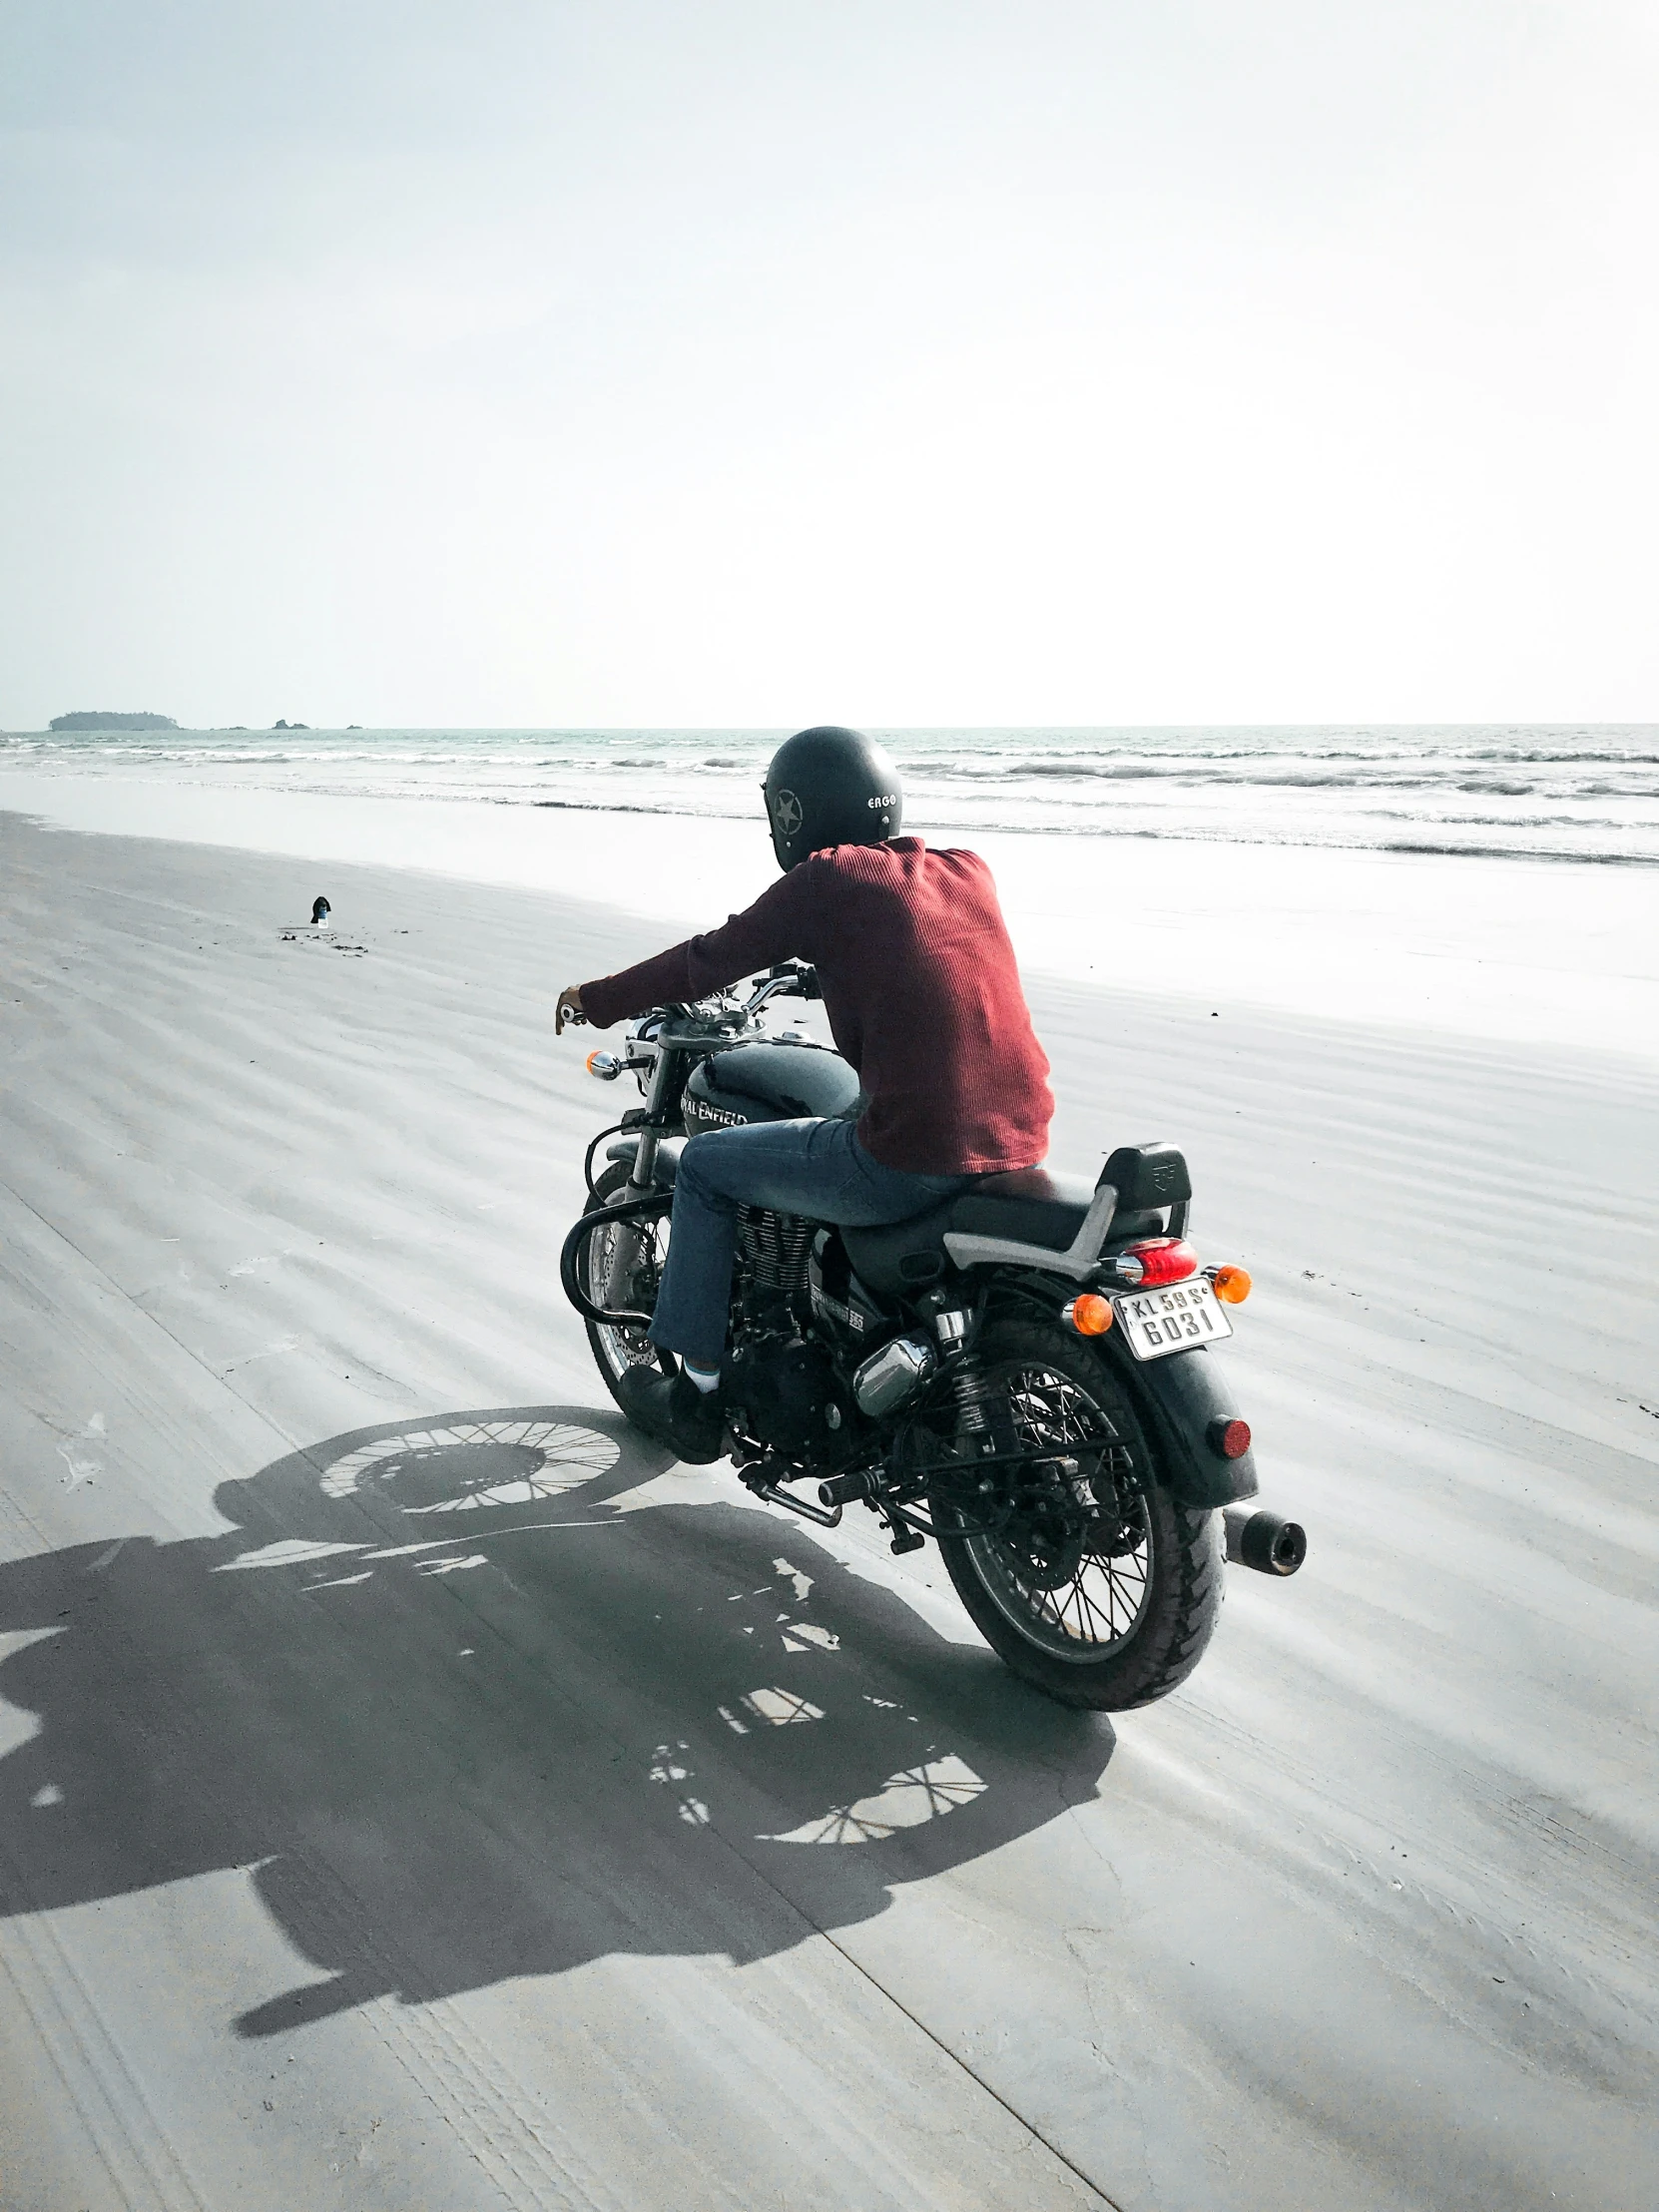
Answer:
[{"left": 842, "top": 1168, "right": 1167, "bottom": 1298}]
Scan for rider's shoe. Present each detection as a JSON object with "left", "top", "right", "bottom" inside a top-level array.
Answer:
[{"left": 616, "top": 1364, "right": 726, "bottom": 1464}]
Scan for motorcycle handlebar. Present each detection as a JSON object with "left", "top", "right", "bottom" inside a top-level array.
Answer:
[
  {"left": 593, "top": 963, "right": 821, "bottom": 1050},
  {"left": 765, "top": 960, "right": 822, "bottom": 999},
  {"left": 720, "top": 964, "right": 822, "bottom": 1020}
]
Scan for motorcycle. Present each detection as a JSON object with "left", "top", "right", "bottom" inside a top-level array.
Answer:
[{"left": 560, "top": 963, "right": 1304, "bottom": 1711}]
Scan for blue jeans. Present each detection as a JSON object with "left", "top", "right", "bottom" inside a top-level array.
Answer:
[{"left": 648, "top": 1119, "right": 974, "bottom": 1370}]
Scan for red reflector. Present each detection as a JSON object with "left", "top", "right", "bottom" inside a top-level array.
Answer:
[
  {"left": 1122, "top": 1237, "right": 1198, "bottom": 1287},
  {"left": 1209, "top": 1417, "right": 1252, "bottom": 1459}
]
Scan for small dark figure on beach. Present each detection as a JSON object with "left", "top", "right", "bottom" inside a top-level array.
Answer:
[{"left": 310, "top": 896, "right": 331, "bottom": 926}]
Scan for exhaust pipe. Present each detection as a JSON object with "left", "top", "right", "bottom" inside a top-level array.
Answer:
[{"left": 1223, "top": 1505, "right": 1307, "bottom": 1576}]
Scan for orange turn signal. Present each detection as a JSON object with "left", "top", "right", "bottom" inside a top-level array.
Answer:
[
  {"left": 1212, "top": 1265, "right": 1252, "bottom": 1305},
  {"left": 1063, "top": 1293, "right": 1114, "bottom": 1336}
]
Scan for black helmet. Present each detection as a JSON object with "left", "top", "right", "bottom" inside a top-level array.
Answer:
[{"left": 763, "top": 726, "right": 903, "bottom": 870}]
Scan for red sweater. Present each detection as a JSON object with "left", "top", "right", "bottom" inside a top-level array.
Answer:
[{"left": 578, "top": 837, "right": 1053, "bottom": 1175}]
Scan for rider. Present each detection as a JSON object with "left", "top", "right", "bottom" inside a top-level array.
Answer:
[{"left": 556, "top": 726, "right": 1053, "bottom": 1460}]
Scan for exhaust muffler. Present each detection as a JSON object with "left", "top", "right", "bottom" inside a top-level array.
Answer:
[{"left": 1222, "top": 1505, "right": 1307, "bottom": 1576}]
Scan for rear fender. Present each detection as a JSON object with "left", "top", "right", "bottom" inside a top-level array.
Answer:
[{"left": 1103, "top": 1341, "right": 1259, "bottom": 1508}]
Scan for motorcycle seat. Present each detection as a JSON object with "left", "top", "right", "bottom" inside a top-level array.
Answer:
[
  {"left": 949, "top": 1167, "right": 1099, "bottom": 1252},
  {"left": 842, "top": 1169, "right": 1168, "bottom": 1297}
]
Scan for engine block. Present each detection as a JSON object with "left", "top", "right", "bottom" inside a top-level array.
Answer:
[{"left": 736, "top": 1206, "right": 815, "bottom": 1311}]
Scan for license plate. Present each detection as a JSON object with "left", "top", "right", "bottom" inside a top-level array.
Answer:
[{"left": 1112, "top": 1276, "right": 1234, "bottom": 1361}]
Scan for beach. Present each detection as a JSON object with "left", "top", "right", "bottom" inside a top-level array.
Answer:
[{"left": 1, "top": 795, "right": 1654, "bottom": 2209}]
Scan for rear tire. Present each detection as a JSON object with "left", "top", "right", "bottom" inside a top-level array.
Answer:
[
  {"left": 929, "top": 1318, "right": 1224, "bottom": 1711},
  {"left": 579, "top": 1163, "right": 676, "bottom": 1413}
]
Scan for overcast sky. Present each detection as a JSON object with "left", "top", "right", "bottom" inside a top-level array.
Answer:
[{"left": 2, "top": 1, "right": 1655, "bottom": 730}]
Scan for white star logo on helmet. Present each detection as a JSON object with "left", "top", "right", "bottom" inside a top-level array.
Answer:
[{"left": 772, "top": 790, "right": 804, "bottom": 835}]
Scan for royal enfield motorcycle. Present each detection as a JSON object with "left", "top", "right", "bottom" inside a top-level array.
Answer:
[{"left": 560, "top": 963, "right": 1304, "bottom": 1711}]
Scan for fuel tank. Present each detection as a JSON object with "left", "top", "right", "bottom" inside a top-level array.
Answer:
[{"left": 682, "top": 1040, "right": 861, "bottom": 1136}]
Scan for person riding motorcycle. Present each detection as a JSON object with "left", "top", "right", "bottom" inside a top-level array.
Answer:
[{"left": 556, "top": 726, "right": 1053, "bottom": 1461}]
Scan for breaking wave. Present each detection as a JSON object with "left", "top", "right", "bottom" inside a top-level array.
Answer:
[{"left": 3, "top": 722, "right": 1655, "bottom": 864}]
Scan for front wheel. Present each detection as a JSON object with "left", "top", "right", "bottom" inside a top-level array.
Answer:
[
  {"left": 578, "top": 1162, "right": 676, "bottom": 1412},
  {"left": 928, "top": 1318, "right": 1224, "bottom": 1711}
]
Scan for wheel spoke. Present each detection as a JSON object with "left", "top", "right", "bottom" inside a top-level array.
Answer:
[{"left": 963, "top": 1360, "right": 1155, "bottom": 1661}]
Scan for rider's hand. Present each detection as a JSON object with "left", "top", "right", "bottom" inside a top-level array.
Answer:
[{"left": 555, "top": 985, "right": 586, "bottom": 1035}]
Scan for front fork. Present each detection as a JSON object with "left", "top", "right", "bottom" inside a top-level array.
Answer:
[{"left": 601, "top": 1041, "right": 678, "bottom": 1311}]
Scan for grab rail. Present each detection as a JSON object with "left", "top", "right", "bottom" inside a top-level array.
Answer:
[{"left": 942, "top": 1183, "right": 1119, "bottom": 1285}]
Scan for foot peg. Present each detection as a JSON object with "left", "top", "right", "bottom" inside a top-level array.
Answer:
[{"left": 819, "top": 1469, "right": 878, "bottom": 1509}]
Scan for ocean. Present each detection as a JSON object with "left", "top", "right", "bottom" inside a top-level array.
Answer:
[{"left": 4, "top": 724, "right": 1656, "bottom": 865}]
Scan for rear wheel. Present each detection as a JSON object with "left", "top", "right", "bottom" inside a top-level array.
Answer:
[
  {"left": 579, "top": 1162, "right": 676, "bottom": 1411},
  {"left": 929, "top": 1318, "right": 1223, "bottom": 1711}
]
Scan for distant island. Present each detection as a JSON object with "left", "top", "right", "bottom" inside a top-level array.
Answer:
[
  {"left": 272, "top": 720, "right": 310, "bottom": 731},
  {"left": 50, "top": 711, "right": 179, "bottom": 732}
]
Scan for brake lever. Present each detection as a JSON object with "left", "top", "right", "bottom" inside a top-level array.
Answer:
[{"left": 764, "top": 960, "right": 823, "bottom": 1000}]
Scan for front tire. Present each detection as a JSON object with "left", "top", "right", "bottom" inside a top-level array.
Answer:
[
  {"left": 929, "top": 1318, "right": 1224, "bottom": 1711},
  {"left": 579, "top": 1163, "right": 676, "bottom": 1413}
]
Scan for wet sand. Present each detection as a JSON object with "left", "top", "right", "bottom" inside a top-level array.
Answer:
[{"left": 0, "top": 812, "right": 1655, "bottom": 2210}]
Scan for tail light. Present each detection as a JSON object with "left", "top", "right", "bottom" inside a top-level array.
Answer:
[
  {"left": 1207, "top": 1416, "right": 1252, "bottom": 1459},
  {"left": 1118, "top": 1237, "right": 1198, "bottom": 1288}
]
